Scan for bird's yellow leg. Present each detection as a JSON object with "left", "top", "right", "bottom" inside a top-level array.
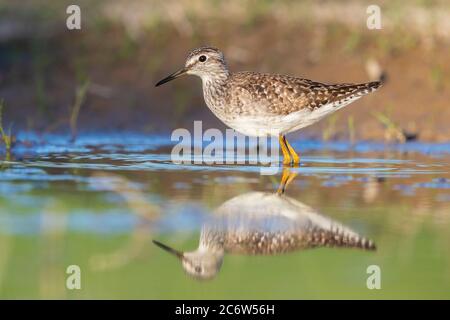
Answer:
[
  {"left": 283, "top": 136, "right": 300, "bottom": 165},
  {"left": 284, "top": 169, "right": 298, "bottom": 189},
  {"left": 277, "top": 168, "right": 298, "bottom": 195},
  {"left": 279, "top": 135, "right": 292, "bottom": 165}
]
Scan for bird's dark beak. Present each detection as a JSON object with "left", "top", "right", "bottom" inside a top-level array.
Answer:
[
  {"left": 155, "top": 68, "right": 187, "bottom": 87},
  {"left": 152, "top": 240, "right": 183, "bottom": 259}
]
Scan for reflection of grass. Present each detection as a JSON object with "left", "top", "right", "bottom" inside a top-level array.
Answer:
[
  {"left": 89, "top": 172, "right": 160, "bottom": 272},
  {"left": 70, "top": 80, "right": 90, "bottom": 142}
]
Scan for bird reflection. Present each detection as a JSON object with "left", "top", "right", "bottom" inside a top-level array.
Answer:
[{"left": 153, "top": 169, "right": 376, "bottom": 280}]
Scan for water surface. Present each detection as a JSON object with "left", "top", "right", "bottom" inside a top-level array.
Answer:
[{"left": 0, "top": 133, "right": 449, "bottom": 298}]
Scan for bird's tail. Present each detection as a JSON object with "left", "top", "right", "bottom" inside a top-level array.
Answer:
[
  {"left": 361, "top": 80, "right": 383, "bottom": 93},
  {"left": 349, "top": 80, "right": 383, "bottom": 97},
  {"left": 308, "top": 227, "right": 377, "bottom": 251},
  {"left": 325, "top": 78, "right": 383, "bottom": 106}
]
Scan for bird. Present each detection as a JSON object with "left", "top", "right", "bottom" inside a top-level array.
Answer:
[
  {"left": 155, "top": 46, "right": 383, "bottom": 166},
  {"left": 153, "top": 169, "right": 376, "bottom": 280}
]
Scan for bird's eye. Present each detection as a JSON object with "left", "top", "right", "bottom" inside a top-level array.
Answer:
[
  {"left": 198, "top": 55, "right": 207, "bottom": 62},
  {"left": 195, "top": 266, "right": 202, "bottom": 273}
]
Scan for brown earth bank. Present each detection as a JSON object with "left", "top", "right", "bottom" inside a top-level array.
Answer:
[{"left": 0, "top": 1, "right": 449, "bottom": 142}]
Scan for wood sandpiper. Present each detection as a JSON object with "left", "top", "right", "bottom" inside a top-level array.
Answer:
[
  {"left": 153, "top": 169, "right": 376, "bottom": 280},
  {"left": 156, "top": 46, "right": 382, "bottom": 166}
]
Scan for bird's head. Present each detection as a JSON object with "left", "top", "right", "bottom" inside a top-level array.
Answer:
[
  {"left": 155, "top": 46, "right": 229, "bottom": 87},
  {"left": 152, "top": 239, "right": 224, "bottom": 280}
]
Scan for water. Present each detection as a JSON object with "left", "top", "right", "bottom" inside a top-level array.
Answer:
[{"left": 0, "top": 132, "right": 449, "bottom": 298}]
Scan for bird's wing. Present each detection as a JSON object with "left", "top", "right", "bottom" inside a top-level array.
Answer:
[
  {"left": 211, "top": 192, "right": 376, "bottom": 254},
  {"left": 231, "top": 72, "right": 381, "bottom": 115}
]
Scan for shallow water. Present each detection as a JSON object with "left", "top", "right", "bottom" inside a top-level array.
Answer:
[{"left": 0, "top": 132, "right": 449, "bottom": 298}]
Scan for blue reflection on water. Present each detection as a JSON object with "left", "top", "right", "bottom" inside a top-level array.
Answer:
[
  {"left": 3, "top": 131, "right": 450, "bottom": 156},
  {"left": 1, "top": 132, "right": 449, "bottom": 236},
  {"left": 0, "top": 204, "right": 208, "bottom": 236}
]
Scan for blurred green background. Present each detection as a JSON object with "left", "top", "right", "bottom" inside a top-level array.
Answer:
[{"left": 0, "top": 0, "right": 449, "bottom": 141}]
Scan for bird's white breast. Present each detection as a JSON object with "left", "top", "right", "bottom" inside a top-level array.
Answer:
[{"left": 223, "top": 96, "right": 362, "bottom": 137}]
